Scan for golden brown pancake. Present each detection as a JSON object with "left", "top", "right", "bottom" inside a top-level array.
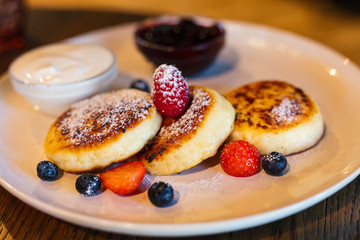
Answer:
[
  {"left": 225, "top": 80, "right": 324, "bottom": 155},
  {"left": 137, "top": 86, "right": 235, "bottom": 175},
  {"left": 44, "top": 89, "right": 162, "bottom": 172}
]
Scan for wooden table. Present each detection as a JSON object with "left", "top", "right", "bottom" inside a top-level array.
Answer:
[{"left": 1, "top": 6, "right": 360, "bottom": 239}]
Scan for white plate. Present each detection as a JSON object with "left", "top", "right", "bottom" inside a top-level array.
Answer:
[{"left": 1, "top": 20, "right": 360, "bottom": 237}]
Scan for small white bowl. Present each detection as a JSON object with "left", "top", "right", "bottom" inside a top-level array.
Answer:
[{"left": 9, "top": 43, "right": 117, "bottom": 116}]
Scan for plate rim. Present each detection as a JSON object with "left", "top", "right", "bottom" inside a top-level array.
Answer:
[{"left": 1, "top": 163, "right": 359, "bottom": 237}]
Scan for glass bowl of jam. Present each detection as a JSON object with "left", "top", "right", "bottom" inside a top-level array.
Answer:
[{"left": 135, "top": 15, "right": 225, "bottom": 76}]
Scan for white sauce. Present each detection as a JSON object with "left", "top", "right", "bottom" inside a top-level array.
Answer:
[{"left": 11, "top": 43, "right": 114, "bottom": 85}]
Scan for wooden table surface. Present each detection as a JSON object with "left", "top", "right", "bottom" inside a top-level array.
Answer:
[{"left": 1, "top": 3, "right": 360, "bottom": 239}]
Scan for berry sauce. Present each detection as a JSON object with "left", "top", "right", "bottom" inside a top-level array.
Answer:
[{"left": 137, "top": 18, "right": 222, "bottom": 47}]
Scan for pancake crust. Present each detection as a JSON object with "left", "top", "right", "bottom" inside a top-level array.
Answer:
[
  {"left": 137, "top": 86, "right": 235, "bottom": 175},
  {"left": 225, "top": 80, "right": 324, "bottom": 155},
  {"left": 44, "top": 89, "right": 162, "bottom": 172}
]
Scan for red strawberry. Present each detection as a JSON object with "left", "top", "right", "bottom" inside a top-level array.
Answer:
[
  {"left": 99, "top": 161, "right": 146, "bottom": 195},
  {"left": 220, "top": 140, "right": 260, "bottom": 177},
  {"left": 152, "top": 64, "right": 190, "bottom": 117}
]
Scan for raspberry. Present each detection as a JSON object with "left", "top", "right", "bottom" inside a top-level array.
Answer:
[
  {"left": 152, "top": 64, "right": 190, "bottom": 117},
  {"left": 220, "top": 140, "right": 260, "bottom": 177}
]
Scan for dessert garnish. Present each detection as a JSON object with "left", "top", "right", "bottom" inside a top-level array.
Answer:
[
  {"left": 148, "top": 181, "right": 174, "bottom": 207},
  {"left": 220, "top": 140, "right": 261, "bottom": 177},
  {"left": 152, "top": 64, "right": 190, "bottom": 117},
  {"left": 261, "top": 152, "right": 288, "bottom": 176},
  {"left": 36, "top": 160, "right": 60, "bottom": 181},
  {"left": 99, "top": 161, "right": 146, "bottom": 195},
  {"left": 75, "top": 174, "right": 102, "bottom": 197}
]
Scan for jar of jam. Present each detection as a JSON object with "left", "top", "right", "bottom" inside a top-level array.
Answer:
[{"left": 135, "top": 15, "right": 225, "bottom": 76}]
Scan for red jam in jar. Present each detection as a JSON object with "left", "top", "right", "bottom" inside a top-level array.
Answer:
[{"left": 135, "top": 16, "right": 225, "bottom": 76}]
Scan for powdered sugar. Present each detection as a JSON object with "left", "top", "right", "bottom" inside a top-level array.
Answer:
[
  {"left": 153, "top": 64, "right": 187, "bottom": 92},
  {"left": 270, "top": 97, "right": 301, "bottom": 124},
  {"left": 169, "top": 172, "right": 225, "bottom": 195},
  {"left": 161, "top": 87, "right": 211, "bottom": 138},
  {"left": 142, "top": 171, "right": 225, "bottom": 196},
  {"left": 152, "top": 64, "right": 190, "bottom": 117},
  {"left": 55, "top": 90, "right": 153, "bottom": 146}
]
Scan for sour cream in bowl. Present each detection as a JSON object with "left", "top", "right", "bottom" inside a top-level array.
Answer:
[{"left": 9, "top": 43, "right": 117, "bottom": 116}]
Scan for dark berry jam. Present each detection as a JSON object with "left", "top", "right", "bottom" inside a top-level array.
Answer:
[
  {"left": 137, "top": 18, "right": 222, "bottom": 47},
  {"left": 135, "top": 16, "right": 225, "bottom": 76}
]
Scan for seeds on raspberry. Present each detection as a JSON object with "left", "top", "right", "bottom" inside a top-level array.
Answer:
[
  {"left": 152, "top": 64, "right": 190, "bottom": 117},
  {"left": 220, "top": 140, "right": 260, "bottom": 177}
]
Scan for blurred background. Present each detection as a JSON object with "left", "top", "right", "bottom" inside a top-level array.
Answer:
[
  {"left": 25, "top": 0, "right": 360, "bottom": 65},
  {"left": 0, "top": 0, "right": 359, "bottom": 70}
]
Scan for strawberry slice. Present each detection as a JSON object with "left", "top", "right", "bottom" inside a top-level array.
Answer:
[{"left": 100, "top": 161, "right": 146, "bottom": 195}]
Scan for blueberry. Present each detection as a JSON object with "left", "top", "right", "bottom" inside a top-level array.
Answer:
[
  {"left": 262, "top": 152, "right": 288, "bottom": 176},
  {"left": 37, "top": 160, "right": 59, "bottom": 181},
  {"left": 148, "top": 181, "right": 174, "bottom": 207},
  {"left": 130, "top": 79, "right": 150, "bottom": 93},
  {"left": 75, "top": 174, "right": 102, "bottom": 197}
]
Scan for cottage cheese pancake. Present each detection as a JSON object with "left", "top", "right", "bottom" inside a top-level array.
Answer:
[
  {"left": 44, "top": 89, "right": 162, "bottom": 172},
  {"left": 225, "top": 80, "right": 324, "bottom": 155},
  {"left": 138, "top": 86, "right": 235, "bottom": 175}
]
